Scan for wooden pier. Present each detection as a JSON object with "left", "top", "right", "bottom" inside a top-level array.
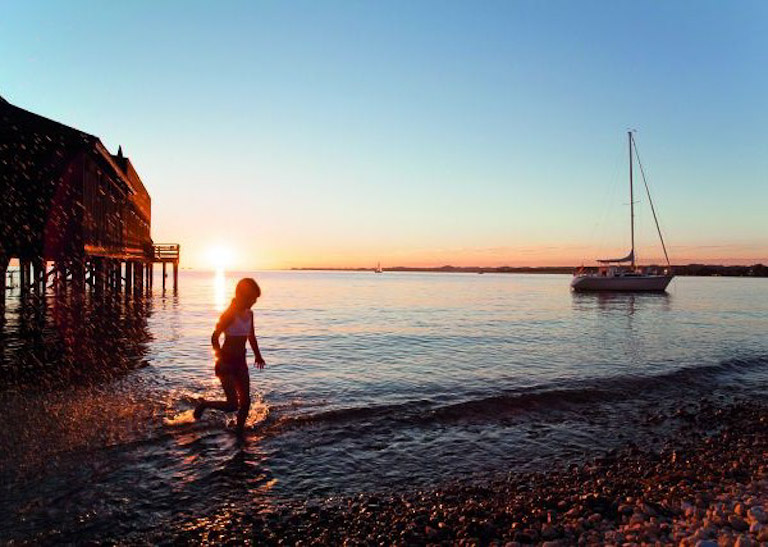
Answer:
[
  {"left": 154, "top": 243, "right": 181, "bottom": 292},
  {"left": 0, "top": 95, "right": 178, "bottom": 312}
]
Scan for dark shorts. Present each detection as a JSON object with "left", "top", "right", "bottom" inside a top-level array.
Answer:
[{"left": 215, "top": 348, "right": 248, "bottom": 378}]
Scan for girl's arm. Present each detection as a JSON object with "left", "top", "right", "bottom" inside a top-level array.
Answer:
[
  {"left": 211, "top": 308, "right": 236, "bottom": 360},
  {"left": 248, "top": 311, "right": 265, "bottom": 369}
]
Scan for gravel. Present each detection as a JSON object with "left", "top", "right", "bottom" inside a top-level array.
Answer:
[{"left": 152, "top": 400, "right": 768, "bottom": 545}]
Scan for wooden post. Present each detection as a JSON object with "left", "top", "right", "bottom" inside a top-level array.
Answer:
[
  {"left": 135, "top": 262, "right": 143, "bottom": 295},
  {"left": 19, "top": 259, "right": 29, "bottom": 296},
  {"left": 0, "top": 253, "right": 8, "bottom": 317},
  {"left": 162, "top": 262, "right": 166, "bottom": 291},
  {"left": 148, "top": 262, "right": 153, "bottom": 292},
  {"left": 173, "top": 261, "right": 178, "bottom": 293},
  {"left": 125, "top": 261, "right": 133, "bottom": 294},
  {"left": 94, "top": 258, "right": 104, "bottom": 296},
  {"left": 107, "top": 260, "right": 115, "bottom": 291},
  {"left": 112, "top": 260, "right": 119, "bottom": 291},
  {"left": 33, "top": 260, "right": 39, "bottom": 294},
  {"left": 59, "top": 261, "right": 67, "bottom": 291},
  {"left": 53, "top": 260, "right": 62, "bottom": 296},
  {"left": 41, "top": 260, "right": 48, "bottom": 294},
  {"left": 18, "top": 259, "right": 25, "bottom": 294},
  {"left": 72, "top": 257, "right": 85, "bottom": 296},
  {"left": 99, "top": 259, "right": 106, "bottom": 292},
  {"left": 32, "top": 259, "right": 44, "bottom": 295}
]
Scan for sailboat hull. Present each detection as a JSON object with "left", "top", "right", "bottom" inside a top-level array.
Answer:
[{"left": 571, "top": 274, "right": 673, "bottom": 292}]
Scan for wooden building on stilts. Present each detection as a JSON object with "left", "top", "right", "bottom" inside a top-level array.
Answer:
[{"left": 0, "top": 95, "right": 179, "bottom": 310}]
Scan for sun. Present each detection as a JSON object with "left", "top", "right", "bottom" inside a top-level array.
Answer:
[{"left": 206, "top": 244, "right": 235, "bottom": 272}]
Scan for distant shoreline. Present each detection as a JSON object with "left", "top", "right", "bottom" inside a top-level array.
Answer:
[{"left": 292, "top": 264, "right": 768, "bottom": 277}]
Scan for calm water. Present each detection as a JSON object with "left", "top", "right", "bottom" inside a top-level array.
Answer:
[{"left": 2, "top": 271, "right": 768, "bottom": 541}]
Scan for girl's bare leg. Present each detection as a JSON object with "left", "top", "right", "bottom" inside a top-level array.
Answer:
[
  {"left": 194, "top": 375, "right": 238, "bottom": 418},
  {"left": 234, "top": 372, "right": 251, "bottom": 433}
]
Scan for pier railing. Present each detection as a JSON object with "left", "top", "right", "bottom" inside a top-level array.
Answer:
[
  {"left": 153, "top": 244, "right": 180, "bottom": 263},
  {"left": 152, "top": 244, "right": 180, "bottom": 291}
]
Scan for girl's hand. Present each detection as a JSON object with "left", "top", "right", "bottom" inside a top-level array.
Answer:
[{"left": 254, "top": 357, "right": 266, "bottom": 370}]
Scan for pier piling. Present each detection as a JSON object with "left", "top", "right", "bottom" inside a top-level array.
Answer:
[
  {"left": 0, "top": 254, "right": 8, "bottom": 315},
  {"left": 125, "top": 262, "right": 133, "bottom": 294}
]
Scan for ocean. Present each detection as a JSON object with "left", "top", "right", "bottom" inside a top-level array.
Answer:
[{"left": 1, "top": 270, "right": 767, "bottom": 542}]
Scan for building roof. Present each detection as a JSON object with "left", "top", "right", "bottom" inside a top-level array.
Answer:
[
  {"left": 0, "top": 97, "right": 149, "bottom": 199},
  {"left": 0, "top": 98, "right": 99, "bottom": 190}
]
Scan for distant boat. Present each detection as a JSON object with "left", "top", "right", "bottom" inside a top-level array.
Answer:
[
  {"left": 571, "top": 132, "right": 674, "bottom": 292},
  {"left": 374, "top": 262, "right": 383, "bottom": 274}
]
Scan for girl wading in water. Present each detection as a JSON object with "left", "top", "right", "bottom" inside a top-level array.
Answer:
[{"left": 195, "top": 278, "right": 265, "bottom": 434}]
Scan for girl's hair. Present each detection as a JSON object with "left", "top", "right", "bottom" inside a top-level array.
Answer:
[{"left": 235, "top": 277, "right": 261, "bottom": 303}]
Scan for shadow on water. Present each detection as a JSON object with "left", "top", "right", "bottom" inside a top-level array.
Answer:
[{"left": 0, "top": 287, "right": 152, "bottom": 389}]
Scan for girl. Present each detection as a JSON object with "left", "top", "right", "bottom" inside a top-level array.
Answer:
[{"left": 194, "top": 277, "right": 265, "bottom": 434}]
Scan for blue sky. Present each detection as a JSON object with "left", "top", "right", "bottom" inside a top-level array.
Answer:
[{"left": 2, "top": 0, "right": 766, "bottom": 267}]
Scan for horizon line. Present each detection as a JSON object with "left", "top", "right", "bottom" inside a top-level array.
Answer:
[{"left": 161, "top": 261, "right": 768, "bottom": 273}]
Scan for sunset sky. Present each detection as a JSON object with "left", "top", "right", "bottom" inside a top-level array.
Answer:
[{"left": 2, "top": 1, "right": 766, "bottom": 269}]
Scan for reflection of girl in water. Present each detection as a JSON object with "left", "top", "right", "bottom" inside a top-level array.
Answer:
[{"left": 194, "top": 278, "right": 265, "bottom": 434}]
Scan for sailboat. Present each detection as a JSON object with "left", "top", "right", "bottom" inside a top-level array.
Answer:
[
  {"left": 374, "top": 262, "right": 383, "bottom": 274},
  {"left": 571, "top": 131, "right": 674, "bottom": 292}
]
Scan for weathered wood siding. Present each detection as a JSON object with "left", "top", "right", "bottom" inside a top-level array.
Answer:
[{"left": 1, "top": 97, "right": 153, "bottom": 261}]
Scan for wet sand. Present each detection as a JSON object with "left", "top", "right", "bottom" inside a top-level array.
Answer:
[{"left": 140, "top": 398, "right": 768, "bottom": 545}]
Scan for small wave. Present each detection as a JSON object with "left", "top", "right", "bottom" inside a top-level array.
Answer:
[
  {"left": 274, "top": 355, "right": 768, "bottom": 430},
  {"left": 286, "top": 399, "right": 434, "bottom": 426}
]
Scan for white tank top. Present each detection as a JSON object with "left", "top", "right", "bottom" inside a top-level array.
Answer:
[{"left": 225, "top": 310, "right": 252, "bottom": 337}]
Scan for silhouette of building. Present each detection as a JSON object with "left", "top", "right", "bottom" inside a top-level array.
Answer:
[{"left": 0, "top": 95, "right": 178, "bottom": 304}]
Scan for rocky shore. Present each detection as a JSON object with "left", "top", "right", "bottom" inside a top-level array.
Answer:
[{"left": 161, "top": 400, "right": 768, "bottom": 546}]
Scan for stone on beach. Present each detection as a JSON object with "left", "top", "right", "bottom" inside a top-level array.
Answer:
[{"left": 747, "top": 505, "right": 766, "bottom": 524}]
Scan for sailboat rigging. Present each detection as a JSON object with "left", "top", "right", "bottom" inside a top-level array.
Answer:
[{"left": 571, "top": 131, "right": 673, "bottom": 292}]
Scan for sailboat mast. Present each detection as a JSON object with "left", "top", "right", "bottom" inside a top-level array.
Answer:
[{"left": 629, "top": 131, "right": 635, "bottom": 269}]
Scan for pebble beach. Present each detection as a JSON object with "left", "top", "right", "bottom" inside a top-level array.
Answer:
[{"left": 157, "top": 399, "right": 768, "bottom": 546}]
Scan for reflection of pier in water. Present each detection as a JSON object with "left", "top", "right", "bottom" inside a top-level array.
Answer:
[
  {"left": 0, "top": 291, "right": 154, "bottom": 386},
  {"left": 0, "top": 95, "right": 177, "bottom": 381}
]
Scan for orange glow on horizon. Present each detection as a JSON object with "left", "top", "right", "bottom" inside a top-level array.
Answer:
[{"left": 166, "top": 240, "right": 767, "bottom": 271}]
